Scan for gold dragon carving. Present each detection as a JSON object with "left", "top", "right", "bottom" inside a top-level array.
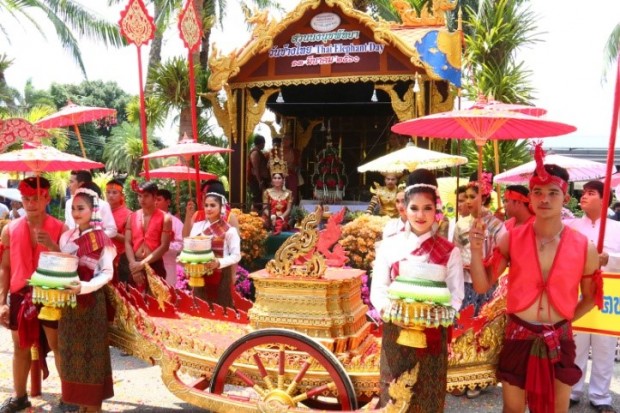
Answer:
[
  {"left": 242, "top": 4, "right": 276, "bottom": 39},
  {"left": 392, "top": 0, "right": 458, "bottom": 26},
  {"left": 207, "top": 43, "right": 240, "bottom": 92},
  {"left": 375, "top": 84, "right": 414, "bottom": 122},
  {"left": 145, "top": 264, "right": 172, "bottom": 311},
  {"left": 265, "top": 207, "right": 326, "bottom": 278},
  {"left": 295, "top": 119, "right": 322, "bottom": 151},
  {"left": 245, "top": 88, "right": 279, "bottom": 141},
  {"left": 202, "top": 83, "right": 238, "bottom": 143}
]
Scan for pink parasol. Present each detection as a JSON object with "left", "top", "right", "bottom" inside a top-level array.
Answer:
[
  {"left": 392, "top": 109, "right": 577, "bottom": 210},
  {"left": 35, "top": 101, "right": 117, "bottom": 158},
  {"left": 469, "top": 98, "right": 547, "bottom": 117},
  {"left": 0, "top": 118, "right": 50, "bottom": 152},
  {"left": 140, "top": 164, "right": 217, "bottom": 181},
  {"left": 494, "top": 154, "right": 608, "bottom": 184},
  {"left": 0, "top": 142, "right": 104, "bottom": 173},
  {"left": 141, "top": 136, "right": 232, "bottom": 160}
]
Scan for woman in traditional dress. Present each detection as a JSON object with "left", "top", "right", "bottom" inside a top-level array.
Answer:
[
  {"left": 61, "top": 188, "right": 116, "bottom": 412},
  {"left": 262, "top": 145, "right": 292, "bottom": 235},
  {"left": 370, "top": 178, "right": 464, "bottom": 413},
  {"left": 453, "top": 172, "right": 506, "bottom": 316},
  {"left": 182, "top": 180, "right": 239, "bottom": 238},
  {"left": 189, "top": 189, "right": 241, "bottom": 309},
  {"left": 262, "top": 172, "right": 292, "bottom": 235}
]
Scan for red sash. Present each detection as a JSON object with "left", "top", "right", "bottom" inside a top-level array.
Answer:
[
  {"left": 200, "top": 220, "right": 230, "bottom": 286},
  {"left": 74, "top": 229, "right": 113, "bottom": 308},
  {"left": 390, "top": 235, "right": 455, "bottom": 282}
]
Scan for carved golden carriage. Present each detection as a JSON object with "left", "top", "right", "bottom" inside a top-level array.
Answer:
[{"left": 108, "top": 208, "right": 506, "bottom": 412}]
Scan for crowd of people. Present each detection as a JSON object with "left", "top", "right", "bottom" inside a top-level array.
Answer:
[
  {"left": 370, "top": 144, "right": 619, "bottom": 413},
  {"left": 0, "top": 139, "right": 618, "bottom": 413},
  {"left": 0, "top": 170, "right": 243, "bottom": 413}
]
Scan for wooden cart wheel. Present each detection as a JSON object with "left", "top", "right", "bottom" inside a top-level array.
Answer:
[{"left": 209, "top": 328, "right": 358, "bottom": 411}]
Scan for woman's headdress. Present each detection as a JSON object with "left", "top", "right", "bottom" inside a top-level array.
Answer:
[
  {"left": 75, "top": 188, "right": 102, "bottom": 228},
  {"left": 529, "top": 142, "right": 568, "bottom": 193},
  {"left": 204, "top": 192, "right": 228, "bottom": 218},
  {"left": 269, "top": 146, "right": 288, "bottom": 177}
]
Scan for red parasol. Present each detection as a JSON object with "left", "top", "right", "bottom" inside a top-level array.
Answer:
[
  {"left": 0, "top": 142, "right": 104, "bottom": 172},
  {"left": 141, "top": 134, "right": 232, "bottom": 207},
  {"left": 392, "top": 109, "right": 577, "bottom": 210},
  {"left": 0, "top": 118, "right": 50, "bottom": 152},
  {"left": 36, "top": 101, "right": 116, "bottom": 158}
]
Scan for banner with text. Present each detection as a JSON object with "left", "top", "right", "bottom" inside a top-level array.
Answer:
[{"left": 573, "top": 272, "right": 620, "bottom": 337}]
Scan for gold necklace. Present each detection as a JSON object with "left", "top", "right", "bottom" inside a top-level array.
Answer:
[{"left": 537, "top": 226, "right": 564, "bottom": 251}]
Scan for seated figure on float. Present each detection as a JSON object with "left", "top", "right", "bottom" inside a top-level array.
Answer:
[
  {"left": 370, "top": 170, "right": 464, "bottom": 413},
  {"left": 365, "top": 172, "right": 402, "bottom": 218},
  {"left": 262, "top": 145, "right": 292, "bottom": 235}
]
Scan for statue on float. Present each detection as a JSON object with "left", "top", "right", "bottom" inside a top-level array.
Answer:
[
  {"left": 311, "top": 136, "right": 347, "bottom": 203},
  {"left": 365, "top": 172, "right": 403, "bottom": 218}
]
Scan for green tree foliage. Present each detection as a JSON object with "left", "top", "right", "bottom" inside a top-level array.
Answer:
[
  {"left": 463, "top": 0, "right": 540, "bottom": 103},
  {"left": 15, "top": 80, "right": 134, "bottom": 162},
  {"left": 451, "top": 139, "right": 532, "bottom": 177},
  {"left": 603, "top": 23, "right": 620, "bottom": 81},
  {"left": 458, "top": 0, "right": 539, "bottom": 174},
  {"left": 103, "top": 122, "right": 163, "bottom": 176},
  {"left": 0, "top": 0, "right": 124, "bottom": 77}
]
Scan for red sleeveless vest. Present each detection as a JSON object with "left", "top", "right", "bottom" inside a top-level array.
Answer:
[
  {"left": 507, "top": 223, "right": 588, "bottom": 320},
  {"left": 8, "top": 215, "right": 64, "bottom": 293},
  {"left": 130, "top": 209, "right": 165, "bottom": 253}
]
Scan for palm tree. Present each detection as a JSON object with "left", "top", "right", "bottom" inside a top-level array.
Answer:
[
  {"left": 603, "top": 22, "right": 620, "bottom": 81},
  {"left": 459, "top": 0, "right": 539, "bottom": 174},
  {"left": 0, "top": 0, "right": 124, "bottom": 77},
  {"left": 103, "top": 122, "right": 162, "bottom": 176},
  {"left": 463, "top": 0, "right": 540, "bottom": 103},
  {"left": 0, "top": 54, "right": 20, "bottom": 114}
]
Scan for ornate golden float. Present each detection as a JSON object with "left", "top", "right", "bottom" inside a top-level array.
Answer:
[{"left": 107, "top": 206, "right": 506, "bottom": 412}]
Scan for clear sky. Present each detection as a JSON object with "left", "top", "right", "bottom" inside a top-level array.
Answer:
[{"left": 3, "top": 0, "right": 619, "bottom": 149}]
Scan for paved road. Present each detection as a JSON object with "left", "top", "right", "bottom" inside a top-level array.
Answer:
[{"left": 1, "top": 329, "right": 619, "bottom": 412}]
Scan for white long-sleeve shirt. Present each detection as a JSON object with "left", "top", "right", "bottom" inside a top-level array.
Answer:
[
  {"left": 564, "top": 215, "right": 620, "bottom": 272},
  {"left": 65, "top": 197, "right": 118, "bottom": 239},
  {"left": 371, "top": 230, "right": 464, "bottom": 313},
  {"left": 190, "top": 220, "right": 241, "bottom": 269},
  {"left": 163, "top": 214, "right": 184, "bottom": 285},
  {"left": 59, "top": 228, "right": 116, "bottom": 295}
]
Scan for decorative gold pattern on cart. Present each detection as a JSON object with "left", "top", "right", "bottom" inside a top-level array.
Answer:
[
  {"left": 385, "top": 363, "right": 419, "bottom": 413},
  {"left": 265, "top": 207, "right": 325, "bottom": 278}
]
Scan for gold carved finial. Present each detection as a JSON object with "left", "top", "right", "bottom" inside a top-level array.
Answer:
[
  {"left": 392, "top": 0, "right": 457, "bottom": 27},
  {"left": 265, "top": 206, "right": 326, "bottom": 278}
]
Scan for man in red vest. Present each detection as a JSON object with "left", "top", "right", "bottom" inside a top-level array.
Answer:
[
  {"left": 0, "top": 177, "right": 67, "bottom": 412},
  {"left": 106, "top": 179, "right": 132, "bottom": 284},
  {"left": 125, "top": 181, "right": 171, "bottom": 287},
  {"left": 469, "top": 145, "right": 602, "bottom": 413}
]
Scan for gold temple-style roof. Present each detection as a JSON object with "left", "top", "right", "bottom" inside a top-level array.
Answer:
[{"left": 208, "top": 0, "right": 462, "bottom": 91}]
